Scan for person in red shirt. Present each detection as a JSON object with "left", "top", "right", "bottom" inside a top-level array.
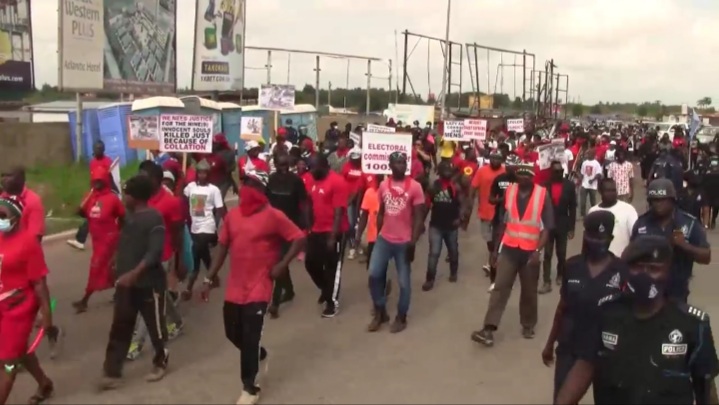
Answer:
[
  {"left": 306, "top": 154, "right": 349, "bottom": 318},
  {"left": 341, "top": 149, "right": 366, "bottom": 260},
  {"left": 0, "top": 166, "right": 45, "bottom": 241},
  {"left": 72, "top": 168, "right": 125, "bottom": 313},
  {"left": 200, "top": 169, "right": 305, "bottom": 405},
  {"left": 453, "top": 146, "right": 480, "bottom": 190},
  {"left": 0, "top": 196, "right": 54, "bottom": 405},
  {"left": 238, "top": 141, "right": 270, "bottom": 180}
]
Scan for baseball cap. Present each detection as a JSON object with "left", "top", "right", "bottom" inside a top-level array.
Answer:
[
  {"left": 515, "top": 162, "right": 535, "bottom": 176},
  {"left": 389, "top": 151, "right": 407, "bottom": 162},
  {"left": 349, "top": 148, "right": 362, "bottom": 159},
  {"left": 196, "top": 159, "right": 211, "bottom": 171},
  {"left": 621, "top": 235, "right": 673, "bottom": 265},
  {"left": 244, "top": 140, "right": 261, "bottom": 151},
  {"left": 647, "top": 178, "right": 676, "bottom": 200},
  {"left": 584, "top": 210, "right": 615, "bottom": 238},
  {"left": 162, "top": 171, "right": 175, "bottom": 182}
]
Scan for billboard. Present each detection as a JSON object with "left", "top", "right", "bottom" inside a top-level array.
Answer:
[
  {"left": 191, "top": 0, "right": 244, "bottom": 91},
  {"left": 0, "top": 0, "right": 34, "bottom": 91},
  {"left": 59, "top": 0, "right": 177, "bottom": 94}
]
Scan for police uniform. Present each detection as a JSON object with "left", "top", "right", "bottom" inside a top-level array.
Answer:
[
  {"left": 575, "top": 236, "right": 719, "bottom": 404},
  {"left": 631, "top": 179, "right": 710, "bottom": 302}
]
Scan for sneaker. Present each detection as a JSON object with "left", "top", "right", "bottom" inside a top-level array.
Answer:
[
  {"left": 66, "top": 239, "right": 85, "bottom": 250},
  {"left": 126, "top": 342, "right": 143, "bottom": 361},
  {"left": 98, "top": 376, "right": 124, "bottom": 391},
  {"left": 522, "top": 326, "right": 535, "bottom": 339},
  {"left": 482, "top": 264, "right": 490, "bottom": 277},
  {"left": 367, "top": 308, "right": 389, "bottom": 332},
  {"left": 145, "top": 349, "right": 169, "bottom": 382},
  {"left": 487, "top": 283, "right": 495, "bottom": 293},
  {"left": 448, "top": 274, "right": 458, "bottom": 283},
  {"left": 321, "top": 304, "right": 338, "bottom": 318},
  {"left": 538, "top": 282, "right": 552, "bottom": 295},
  {"left": 471, "top": 328, "right": 494, "bottom": 347},
  {"left": 421, "top": 279, "right": 435, "bottom": 292},
  {"left": 236, "top": 390, "right": 260, "bottom": 405},
  {"left": 389, "top": 315, "right": 407, "bottom": 334},
  {"left": 347, "top": 248, "right": 357, "bottom": 260},
  {"left": 167, "top": 322, "right": 184, "bottom": 340}
]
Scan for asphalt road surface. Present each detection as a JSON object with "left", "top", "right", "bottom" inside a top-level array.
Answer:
[{"left": 9, "top": 182, "right": 719, "bottom": 404}]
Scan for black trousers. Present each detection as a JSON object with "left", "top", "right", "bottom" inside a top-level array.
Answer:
[
  {"left": 104, "top": 286, "right": 168, "bottom": 378},
  {"left": 543, "top": 229, "right": 568, "bottom": 283},
  {"left": 304, "top": 232, "right": 346, "bottom": 308},
  {"left": 271, "top": 242, "right": 295, "bottom": 306},
  {"left": 223, "top": 301, "right": 268, "bottom": 394},
  {"left": 191, "top": 232, "right": 217, "bottom": 273},
  {"left": 75, "top": 220, "right": 89, "bottom": 244}
]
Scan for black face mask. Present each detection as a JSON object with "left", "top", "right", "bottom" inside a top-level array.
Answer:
[
  {"left": 551, "top": 169, "right": 564, "bottom": 180},
  {"left": 627, "top": 272, "right": 665, "bottom": 305},
  {"left": 582, "top": 238, "right": 611, "bottom": 261}
]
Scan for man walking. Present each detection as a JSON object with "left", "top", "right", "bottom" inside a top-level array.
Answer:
[
  {"left": 606, "top": 148, "right": 634, "bottom": 202},
  {"left": 578, "top": 149, "right": 602, "bottom": 217},
  {"left": 539, "top": 160, "right": 576, "bottom": 294},
  {"left": 471, "top": 162, "right": 554, "bottom": 346}
]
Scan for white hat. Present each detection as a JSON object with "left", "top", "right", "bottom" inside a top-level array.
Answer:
[
  {"left": 349, "top": 147, "right": 362, "bottom": 159},
  {"left": 244, "top": 140, "right": 261, "bottom": 151},
  {"left": 162, "top": 170, "right": 175, "bottom": 182},
  {"left": 610, "top": 140, "right": 617, "bottom": 145}
]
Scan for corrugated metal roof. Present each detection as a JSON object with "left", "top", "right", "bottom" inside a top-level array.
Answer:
[{"left": 25, "top": 100, "right": 121, "bottom": 112}]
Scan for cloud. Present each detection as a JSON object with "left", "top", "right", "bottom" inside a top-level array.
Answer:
[{"left": 30, "top": 0, "right": 717, "bottom": 105}]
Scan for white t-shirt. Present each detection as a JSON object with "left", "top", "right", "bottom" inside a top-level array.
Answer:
[
  {"left": 562, "top": 149, "right": 574, "bottom": 176},
  {"left": 588, "top": 201, "right": 638, "bottom": 257},
  {"left": 183, "top": 182, "right": 224, "bottom": 234},
  {"left": 580, "top": 159, "right": 603, "bottom": 190}
]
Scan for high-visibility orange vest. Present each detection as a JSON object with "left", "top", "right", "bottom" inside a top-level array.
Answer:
[{"left": 501, "top": 183, "right": 546, "bottom": 251}]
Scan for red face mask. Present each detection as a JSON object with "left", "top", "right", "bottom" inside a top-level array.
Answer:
[{"left": 239, "top": 186, "right": 268, "bottom": 216}]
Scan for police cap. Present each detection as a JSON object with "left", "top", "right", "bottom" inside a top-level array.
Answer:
[
  {"left": 621, "top": 235, "right": 673, "bottom": 265},
  {"left": 647, "top": 178, "right": 676, "bottom": 200},
  {"left": 584, "top": 210, "right": 615, "bottom": 238}
]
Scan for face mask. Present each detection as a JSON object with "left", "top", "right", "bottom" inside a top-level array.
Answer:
[
  {"left": 552, "top": 169, "right": 563, "bottom": 180},
  {"left": 627, "top": 272, "right": 664, "bottom": 304},
  {"left": 582, "top": 238, "right": 610, "bottom": 260},
  {"left": 0, "top": 218, "right": 13, "bottom": 233}
]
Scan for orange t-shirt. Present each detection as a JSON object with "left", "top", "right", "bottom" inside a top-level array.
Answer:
[
  {"left": 471, "top": 165, "right": 506, "bottom": 221},
  {"left": 360, "top": 187, "right": 380, "bottom": 243}
]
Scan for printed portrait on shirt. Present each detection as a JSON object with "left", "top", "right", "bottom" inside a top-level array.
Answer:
[{"left": 190, "top": 193, "right": 208, "bottom": 217}]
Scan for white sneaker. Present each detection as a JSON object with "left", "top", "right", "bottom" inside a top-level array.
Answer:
[
  {"left": 236, "top": 390, "right": 260, "bottom": 405},
  {"left": 347, "top": 248, "right": 357, "bottom": 260},
  {"left": 487, "top": 283, "right": 495, "bottom": 293},
  {"left": 66, "top": 240, "right": 85, "bottom": 250}
]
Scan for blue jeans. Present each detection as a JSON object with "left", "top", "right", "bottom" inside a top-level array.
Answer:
[
  {"left": 368, "top": 236, "right": 412, "bottom": 316},
  {"left": 426, "top": 227, "right": 459, "bottom": 279},
  {"left": 347, "top": 201, "right": 359, "bottom": 247}
]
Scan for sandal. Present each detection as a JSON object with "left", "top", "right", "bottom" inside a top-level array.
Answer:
[
  {"left": 72, "top": 300, "right": 88, "bottom": 314},
  {"left": 28, "top": 382, "right": 53, "bottom": 405}
]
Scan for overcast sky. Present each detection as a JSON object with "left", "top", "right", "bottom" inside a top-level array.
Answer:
[{"left": 32, "top": 0, "right": 716, "bottom": 105}]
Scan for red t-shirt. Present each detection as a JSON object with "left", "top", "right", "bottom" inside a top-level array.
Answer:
[
  {"left": 1, "top": 187, "right": 45, "bottom": 238},
  {"left": 206, "top": 153, "right": 227, "bottom": 185},
  {"left": 89, "top": 156, "right": 112, "bottom": 178},
  {"left": 550, "top": 182, "right": 563, "bottom": 206},
  {"left": 148, "top": 188, "right": 183, "bottom": 261},
  {"left": 309, "top": 172, "right": 349, "bottom": 233},
  {"left": 219, "top": 206, "right": 304, "bottom": 305},
  {"left": 238, "top": 156, "right": 270, "bottom": 178},
  {"left": 455, "top": 158, "right": 479, "bottom": 179},
  {"left": 673, "top": 137, "right": 685, "bottom": 148},
  {"left": 340, "top": 162, "right": 365, "bottom": 196},
  {"left": 301, "top": 172, "right": 314, "bottom": 193},
  {"left": 0, "top": 230, "right": 49, "bottom": 295},
  {"left": 81, "top": 190, "right": 125, "bottom": 236}
]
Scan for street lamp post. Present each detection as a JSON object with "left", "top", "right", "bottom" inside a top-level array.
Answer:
[{"left": 439, "top": 0, "right": 451, "bottom": 121}]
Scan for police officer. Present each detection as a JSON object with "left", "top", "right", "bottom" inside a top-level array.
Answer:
[
  {"left": 555, "top": 235, "right": 719, "bottom": 405},
  {"left": 542, "top": 211, "right": 628, "bottom": 402},
  {"left": 631, "top": 178, "right": 711, "bottom": 302},
  {"left": 648, "top": 142, "right": 684, "bottom": 191}
]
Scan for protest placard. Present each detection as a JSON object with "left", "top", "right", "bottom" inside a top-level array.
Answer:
[
  {"left": 443, "top": 120, "right": 464, "bottom": 140},
  {"left": 349, "top": 132, "right": 361, "bottom": 145},
  {"left": 366, "top": 124, "right": 396, "bottom": 133},
  {"left": 240, "top": 116, "right": 263, "bottom": 141},
  {"left": 127, "top": 115, "right": 160, "bottom": 149},
  {"left": 507, "top": 118, "right": 525, "bottom": 133},
  {"left": 361, "top": 131, "right": 412, "bottom": 175},
  {"left": 461, "top": 119, "right": 487, "bottom": 141},
  {"left": 159, "top": 115, "right": 213, "bottom": 153},
  {"left": 536, "top": 138, "right": 566, "bottom": 170}
]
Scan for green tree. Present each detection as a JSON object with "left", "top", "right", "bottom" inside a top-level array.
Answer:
[
  {"left": 512, "top": 97, "right": 523, "bottom": 110},
  {"left": 589, "top": 104, "right": 602, "bottom": 115},
  {"left": 570, "top": 103, "right": 584, "bottom": 117},
  {"left": 637, "top": 104, "right": 648, "bottom": 117}
]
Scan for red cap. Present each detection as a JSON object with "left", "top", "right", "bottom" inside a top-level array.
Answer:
[{"left": 277, "top": 127, "right": 287, "bottom": 136}]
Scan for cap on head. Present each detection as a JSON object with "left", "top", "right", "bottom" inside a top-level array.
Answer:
[
  {"left": 389, "top": 151, "right": 407, "bottom": 163},
  {"left": 515, "top": 162, "right": 535, "bottom": 177},
  {"left": 584, "top": 210, "right": 615, "bottom": 237},
  {"left": 647, "top": 178, "right": 676, "bottom": 200},
  {"left": 162, "top": 171, "right": 175, "bottom": 182},
  {"left": 244, "top": 140, "right": 260, "bottom": 151},
  {"left": 196, "top": 159, "right": 211, "bottom": 171},
  {"left": 348, "top": 148, "right": 362, "bottom": 159},
  {"left": 621, "top": 235, "right": 673, "bottom": 265}
]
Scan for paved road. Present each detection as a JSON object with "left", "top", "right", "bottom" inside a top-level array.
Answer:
[{"left": 9, "top": 185, "right": 719, "bottom": 404}]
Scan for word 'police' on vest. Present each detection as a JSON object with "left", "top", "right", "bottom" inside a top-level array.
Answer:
[{"left": 159, "top": 114, "right": 214, "bottom": 153}]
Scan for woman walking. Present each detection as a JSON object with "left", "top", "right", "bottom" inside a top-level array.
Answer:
[{"left": 72, "top": 168, "right": 125, "bottom": 313}]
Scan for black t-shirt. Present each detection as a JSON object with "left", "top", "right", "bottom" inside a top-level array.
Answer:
[
  {"left": 116, "top": 208, "right": 166, "bottom": 290},
  {"left": 576, "top": 297, "right": 719, "bottom": 404},
  {"left": 677, "top": 189, "right": 706, "bottom": 218},
  {"left": 428, "top": 180, "right": 461, "bottom": 230},
  {"left": 490, "top": 173, "right": 513, "bottom": 225},
  {"left": 266, "top": 172, "right": 307, "bottom": 228},
  {"left": 556, "top": 255, "right": 627, "bottom": 355}
]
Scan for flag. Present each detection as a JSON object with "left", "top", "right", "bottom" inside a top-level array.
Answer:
[
  {"left": 110, "top": 157, "right": 121, "bottom": 195},
  {"left": 689, "top": 108, "right": 702, "bottom": 140}
]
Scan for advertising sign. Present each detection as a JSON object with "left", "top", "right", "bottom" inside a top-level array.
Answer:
[
  {"left": 159, "top": 115, "right": 213, "bottom": 153},
  {"left": 191, "top": 0, "right": 245, "bottom": 91},
  {"left": 59, "top": 0, "right": 177, "bottom": 93},
  {"left": 259, "top": 84, "right": 295, "bottom": 110},
  {"left": 361, "top": 131, "right": 412, "bottom": 175},
  {"left": 384, "top": 103, "right": 434, "bottom": 126},
  {"left": 0, "top": 0, "right": 34, "bottom": 90},
  {"left": 461, "top": 119, "right": 487, "bottom": 141}
]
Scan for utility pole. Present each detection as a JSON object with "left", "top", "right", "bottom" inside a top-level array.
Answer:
[{"left": 439, "top": 0, "right": 451, "bottom": 120}]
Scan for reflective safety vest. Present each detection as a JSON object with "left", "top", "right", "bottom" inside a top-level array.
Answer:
[{"left": 501, "top": 184, "right": 546, "bottom": 251}]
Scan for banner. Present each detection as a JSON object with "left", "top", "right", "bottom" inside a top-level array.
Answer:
[
  {"left": 59, "top": 0, "right": 177, "bottom": 94},
  {"left": 240, "top": 116, "right": 263, "bottom": 141},
  {"left": 461, "top": 119, "right": 487, "bottom": 141},
  {"left": 361, "top": 131, "right": 412, "bottom": 175},
  {"left": 159, "top": 115, "right": 213, "bottom": 153},
  {"left": 443, "top": 120, "right": 464, "bottom": 140},
  {"left": 191, "top": 0, "right": 245, "bottom": 91},
  {"left": 0, "top": 0, "right": 34, "bottom": 90},
  {"left": 384, "top": 103, "right": 434, "bottom": 126},
  {"left": 259, "top": 84, "right": 295, "bottom": 110},
  {"left": 366, "top": 123, "right": 395, "bottom": 134},
  {"left": 507, "top": 118, "right": 525, "bottom": 133},
  {"left": 536, "top": 138, "right": 566, "bottom": 170}
]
